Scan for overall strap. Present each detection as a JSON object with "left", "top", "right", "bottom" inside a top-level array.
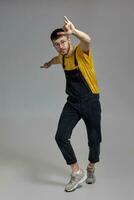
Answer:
[
  {"left": 62, "top": 46, "right": 78, "bottom": 69},
  {"left": 74, "top": 46, "right": 78, "bottom": 67}
]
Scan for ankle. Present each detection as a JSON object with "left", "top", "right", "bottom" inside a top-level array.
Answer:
[
  {"left": 87, "top": 163, "right": 95, "bottom": 171},
  {"left": 72, "top": 169, "right": 81, "bottom": 176},
  {"left": 71, "top": 162, "right": 80, "bottom": 174}
]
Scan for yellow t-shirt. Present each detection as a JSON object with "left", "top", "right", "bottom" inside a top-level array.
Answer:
[{"left": 58, "top": 44, "right": 99, "bottom": 94}]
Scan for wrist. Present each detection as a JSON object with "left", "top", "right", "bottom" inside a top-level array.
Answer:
[
  {"left": 72, "top": 28, "right": 79, "bottom": 36},
  {"left": 47, "top": 61, "right": 51, "bottom": 67}
]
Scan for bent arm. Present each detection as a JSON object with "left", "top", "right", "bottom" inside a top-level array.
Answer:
[
  {"left": 72, "top": 29, "right": 91, "bottom": 53},
  {"left": 40, "top": 56, "right": 60, "bottom": 69},
  {"left": 59, "top": 16, "right": 91, "bottom": 53}
]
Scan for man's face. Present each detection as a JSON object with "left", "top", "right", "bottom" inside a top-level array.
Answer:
[{"left": 52, "top": 36, "right": 70, "bottom": 55}]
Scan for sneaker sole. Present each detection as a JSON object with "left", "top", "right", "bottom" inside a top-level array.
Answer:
[
  {"left": 86, "top": 177, "right": 96, "bottom": 184},
  {"left": 65, "top": 173, "right": 87, "bottom": 192}
]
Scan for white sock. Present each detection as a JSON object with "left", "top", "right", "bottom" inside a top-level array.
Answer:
[{"left": 73, "top": 169, "right": 81, "bottom": 175}]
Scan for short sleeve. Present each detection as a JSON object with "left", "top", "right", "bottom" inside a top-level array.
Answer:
[{"left": 76, "top": 44, "right": 92, "bottom": 60}]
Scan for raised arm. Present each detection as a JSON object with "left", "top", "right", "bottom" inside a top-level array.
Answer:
[
  {"left": 40, "top": 56, "right": 60, "bottom": 69},
  {"left": 58, "top": 16, "right": 91, "bottom": 53},
  {"left": 72, "top": 29, "right": 91, "bottom": 53}
]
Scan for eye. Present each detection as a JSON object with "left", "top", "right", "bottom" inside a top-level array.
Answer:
[
  {"left": 54, "top": 43, "right": 60, "bottom": 48},
  {"left": 61, "top": 40, "right": 66, "bottom": 44}
]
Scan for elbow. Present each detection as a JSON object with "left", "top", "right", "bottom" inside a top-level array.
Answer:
[{"left": 87, "top": 36, "right": 91, "bottom": 43}]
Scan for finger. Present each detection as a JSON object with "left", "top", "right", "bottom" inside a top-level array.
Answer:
[
  {"left": 63, "top": 24, "right": 69, "bottom": 32},
  {"left": 64, "top": 20, "right": 68, "bottom": 25},
  {"left": 64, "top": 16, "right": 70, "bottom": 23},
  {"left": 57, "top": 31, "right": 66, "bottom": 36}
]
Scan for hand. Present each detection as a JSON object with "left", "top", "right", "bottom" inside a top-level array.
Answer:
[
  {"left": 40, "top": 62, "right": 50, "bottom": 69},
  {"left": 58, "top": 16, "right": 76, "bottom": 36}
]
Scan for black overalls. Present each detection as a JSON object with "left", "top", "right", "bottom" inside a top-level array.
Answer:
[{"left": 55, "top": 48, "right": 102, "bottom": 165}]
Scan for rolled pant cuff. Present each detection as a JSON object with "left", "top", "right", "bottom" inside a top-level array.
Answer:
[{"left": 66, "top": 160, "right": 77, "bottom": 165}]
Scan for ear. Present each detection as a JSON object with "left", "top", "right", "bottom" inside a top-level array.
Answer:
[{"left": 68, "top": 38, "right": 71, "bottom": 44}]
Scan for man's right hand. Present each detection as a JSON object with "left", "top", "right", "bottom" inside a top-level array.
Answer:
[
  {"left": 40, "top": 56, "right": 59, "bottom": 69},
  {"left": 40, "top": 62, "right": 50, "bottom": 69}
]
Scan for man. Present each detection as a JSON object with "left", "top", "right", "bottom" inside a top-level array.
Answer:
[{"left": 40, "top": 16, "right": 102, "bottom": 192}]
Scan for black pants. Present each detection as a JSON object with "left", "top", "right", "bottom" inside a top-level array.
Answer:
[{"left": 55, "top": 95, "right": 102, "bottom": 165}]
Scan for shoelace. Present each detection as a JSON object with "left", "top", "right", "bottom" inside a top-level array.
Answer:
[{"left": 69, "top": 174, "right": 81, "bottom": 184}]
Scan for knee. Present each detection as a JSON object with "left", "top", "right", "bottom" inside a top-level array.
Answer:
[
  {"left": 55, "top": 133, "right": 60, "bottom": 144},
  {"left": 55, "top": 130, "right": 69, "bottom": 145},
  {"left": 55, "top": 131, "right": 64, "bottom": 144}
]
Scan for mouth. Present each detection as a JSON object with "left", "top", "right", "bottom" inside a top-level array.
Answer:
[{"left": 60, "top": 49, "right": 67, "bottom": 54}]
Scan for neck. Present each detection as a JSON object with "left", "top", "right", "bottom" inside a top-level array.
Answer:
[{"left": 65, "top": 44, "right": 74, "bottom": 57}]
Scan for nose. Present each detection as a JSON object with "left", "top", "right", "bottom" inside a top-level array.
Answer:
[{"left": 59, "top": 43, "right": 64, "bottom": 49}]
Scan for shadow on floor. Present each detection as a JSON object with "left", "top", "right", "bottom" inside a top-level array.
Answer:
[{"left": 0, "top": 151, "right": 68, "bottom": 187}]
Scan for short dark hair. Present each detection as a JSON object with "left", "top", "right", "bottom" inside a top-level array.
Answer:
[{"left": 50, "top": 28, "right": 64, "bottom": 41}]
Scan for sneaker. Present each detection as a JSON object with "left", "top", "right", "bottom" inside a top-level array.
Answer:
[
  {"left": 86, "top": 166, "right": 96, "bottom": 184},
  {"left": 65, "top": 169, "right": 87, "bottom": 192}
]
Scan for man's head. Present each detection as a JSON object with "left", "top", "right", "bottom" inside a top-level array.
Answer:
[{"left": 50, "top": 28, "right": 71, "bottom": 55}]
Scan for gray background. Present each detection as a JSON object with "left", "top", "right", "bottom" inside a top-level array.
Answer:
[{"left": 0, "top": 0, "right": 134, "bottom": 199}]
